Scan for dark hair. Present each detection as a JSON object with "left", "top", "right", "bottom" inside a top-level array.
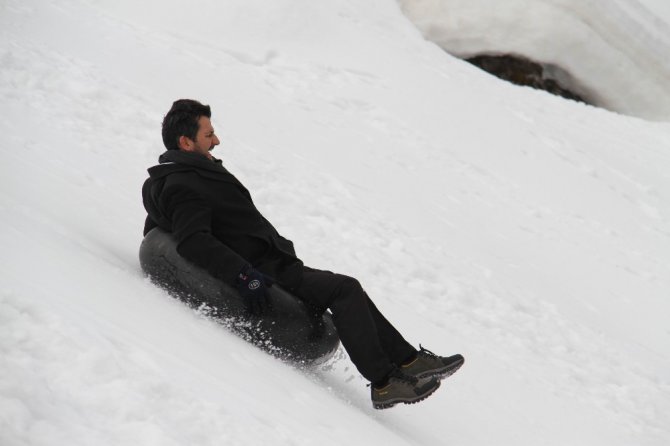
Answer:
[{"left": 161, "top": 99, "right": 212, "bottom": 150}]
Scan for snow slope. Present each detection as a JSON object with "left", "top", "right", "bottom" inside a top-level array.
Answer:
[
  {"left": 399, "top": 0, "right": 670, "bottom": 121},
  {"left": 1, "top": 0, "right": 670, "bottom": 445}
]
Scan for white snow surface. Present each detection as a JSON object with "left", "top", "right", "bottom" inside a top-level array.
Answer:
[
  {"left": 398, "top": 0, "right": 670, "bottom": 121},
  {"left": 1, "top": 0, "right": 670, "bottom": 445}
]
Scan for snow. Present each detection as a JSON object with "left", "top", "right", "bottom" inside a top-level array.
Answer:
[
  {"left": 1, "top": 0, "right": 670, "bottom": 445},
  {"left": 398, "top": 0, "right": 670, "bottom": 121}
]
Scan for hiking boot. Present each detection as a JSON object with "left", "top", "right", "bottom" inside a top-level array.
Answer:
[
  {"left": 401, "top": 345, "right": 464, "bottom": 379},
  {"left": 371, "top": 368, "right": 441, "bottom": 409}
]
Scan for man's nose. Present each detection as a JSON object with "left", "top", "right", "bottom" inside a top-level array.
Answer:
[{"left": 214, "top": 135, "right": 221, "bottom": 145}]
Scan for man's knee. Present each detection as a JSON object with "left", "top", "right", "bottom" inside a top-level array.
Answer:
[
  {"left": 330, "top": 275, "right": 367, "bottom": 311},
  {"left": 333, "top": 274, "right": 363, "bottom": 293}
]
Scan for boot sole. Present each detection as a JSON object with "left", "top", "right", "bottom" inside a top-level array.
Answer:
[{"left": 372, "top": 380, "right": 441, "bottom": 410}]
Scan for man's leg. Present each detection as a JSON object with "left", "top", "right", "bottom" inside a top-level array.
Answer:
[
  {"left": 363, "top": 293, "right": 417, "bottom": 365},
  {"left": 293, "top": 268, "right": 415, "bottom": 383}
]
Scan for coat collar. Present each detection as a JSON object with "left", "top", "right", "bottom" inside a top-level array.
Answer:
[
  {"left": 150, "top": 150, "right": 248, "bottom": 192},
  {"left": 158, "top": 150, "right": 230, "bottom": 175}
]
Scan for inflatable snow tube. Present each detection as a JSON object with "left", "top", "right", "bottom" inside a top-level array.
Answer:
[{"left": 139, "top": 228, "right": 340, "bottom": 364}]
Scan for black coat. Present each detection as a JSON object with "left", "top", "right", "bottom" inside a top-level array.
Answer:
[{"left": 142, "top": 150, "right": 304, "bottom": 288}]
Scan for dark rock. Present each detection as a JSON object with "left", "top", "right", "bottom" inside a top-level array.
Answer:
[{"left": 466, "top": 53, "right": 591, "bottom": 104}]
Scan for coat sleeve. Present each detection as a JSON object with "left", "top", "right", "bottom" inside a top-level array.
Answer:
[{"left": 162, "top": 182, "right": 249, "bottom": 286}]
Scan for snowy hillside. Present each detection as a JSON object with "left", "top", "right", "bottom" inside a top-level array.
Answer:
[
  {"left": 1, "top": 0, "right": 669, "bottom": 445},
  {"left": 399, "top": 0, "right": 670, "bottom": 121}
]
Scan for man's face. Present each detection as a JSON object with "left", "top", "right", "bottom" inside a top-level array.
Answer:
[{"left": 180, "top": 116, "right": 220, "bottom": 158}]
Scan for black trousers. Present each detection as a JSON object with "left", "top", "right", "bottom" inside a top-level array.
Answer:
[{"left": 292, "top": 267, "right": 417, "bottom": 383}]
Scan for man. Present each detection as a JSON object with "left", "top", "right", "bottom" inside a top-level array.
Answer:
[{"left": 142, "top": 99, "right": 464, "bottom": 409}]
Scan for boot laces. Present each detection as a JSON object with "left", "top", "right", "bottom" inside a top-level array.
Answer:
[{"left": 418, "top": 344, "right": 439, "bottom": 359}]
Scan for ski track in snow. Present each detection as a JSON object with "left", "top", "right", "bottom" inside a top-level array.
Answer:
[{"left": 1, "top": 0, "right": 670, "bottom": 445}]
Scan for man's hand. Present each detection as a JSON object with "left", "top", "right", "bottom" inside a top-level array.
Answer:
[{"left": 237, "top": 266, "right": 272, "bottom": 316}]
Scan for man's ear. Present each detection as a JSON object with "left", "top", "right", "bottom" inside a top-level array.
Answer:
[{"left": 178, "top": 135, "right": 194, "bottom": 151}]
